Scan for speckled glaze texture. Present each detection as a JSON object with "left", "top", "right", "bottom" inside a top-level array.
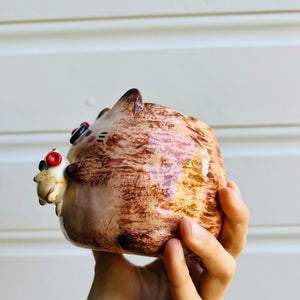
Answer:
[{"left": 60, "top": 89, "right": 226, "bottom": 257}]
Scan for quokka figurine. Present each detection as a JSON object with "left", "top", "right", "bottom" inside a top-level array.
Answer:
[{"left": 34, "top": 89, "right": 226, "bottom": 257}]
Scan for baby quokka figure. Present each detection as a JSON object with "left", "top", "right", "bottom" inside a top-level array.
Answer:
[
  {"left": 34, "top": 148, "right": 69, "bottom": 217},
  {"left": 34, "top": 89, "right": 226, "bottom": 257}
]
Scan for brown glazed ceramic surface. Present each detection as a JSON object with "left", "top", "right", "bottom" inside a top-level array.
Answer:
[{"left": 59, "top": 89, "right": 226, "bottom": 257}]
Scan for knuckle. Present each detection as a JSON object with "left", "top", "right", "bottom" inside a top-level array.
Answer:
[
  {"left": 225, "top": 257, "right": 237, "bottom": 279},
  {"left": 217, "top": 256, "right": 237, "bottom": 280}
]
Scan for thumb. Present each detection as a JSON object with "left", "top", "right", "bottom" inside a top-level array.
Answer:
[{"left": 163, "top": 239, "right": 200, "bottom": 300}]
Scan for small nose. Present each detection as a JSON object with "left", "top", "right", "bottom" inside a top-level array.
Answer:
[{"left": 38, "top": 160, "right": 46, "bottom": 171}]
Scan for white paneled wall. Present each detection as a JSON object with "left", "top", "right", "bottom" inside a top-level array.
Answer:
[{"left": 1, "top": 2, "right": 300, "bottom": 299}]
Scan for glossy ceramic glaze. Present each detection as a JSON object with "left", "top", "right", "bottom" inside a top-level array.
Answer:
[{"left": 57, "top": 89, "right": 226, "bottom": 257}]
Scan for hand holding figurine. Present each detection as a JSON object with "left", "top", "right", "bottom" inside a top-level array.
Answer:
[
  {"left": 88, "top": 182, "right": 249, "bottom": 300},
  {"left": 33, "top": 90, "right": 249, "bottom": 299}
]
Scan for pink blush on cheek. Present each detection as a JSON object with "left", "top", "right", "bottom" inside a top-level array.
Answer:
[{"left": 87, "top": 136, "right": 96, "bottom": 143}]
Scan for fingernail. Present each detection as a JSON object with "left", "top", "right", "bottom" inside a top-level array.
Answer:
[
  {"left": 173, "top": 239, "right": 185, "bottom": 260},
  {"left": 165, "top": 239, "right": 184, "bottom": 261},
  {"left": 191, "top": 220, "right": 207, "bottom": 240},
  {"left": 226, "top": 186, "right": 243, "bottom": 207},
  {"left": 227, "top": 181, "right": 240, "bottom": 193}
]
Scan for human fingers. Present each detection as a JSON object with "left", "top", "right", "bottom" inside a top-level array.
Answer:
[
  {"left": 217, "top": 181, "right": 250, "bottom": 259},
  {"left": 163, "top": 239, "right": 200, "bottom": 300},
  {"left": 180, "top": 218, "right": 236, "bottom": 300}
]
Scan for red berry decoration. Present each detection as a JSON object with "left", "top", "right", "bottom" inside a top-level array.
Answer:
[
  {"left": 71, "top": 128, "right": 78, "bottom": 135},
  {"left": 80, "top": 122, "right": 90, "bottom": 127},
  {"left": 46, "top": 152, "right": 62, "bottom": 167},
  {"left": 71, "top": 122, "right": 89, "bottom": 135}
]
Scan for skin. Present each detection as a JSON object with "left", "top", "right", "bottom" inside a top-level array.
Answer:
[{"left": 87, "top": 181, "right": 249, "bottom": 300}]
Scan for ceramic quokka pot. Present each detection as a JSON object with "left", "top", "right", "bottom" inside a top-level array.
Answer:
[{"left": 34, "top": 89, "right": 226, "bottom": 257}]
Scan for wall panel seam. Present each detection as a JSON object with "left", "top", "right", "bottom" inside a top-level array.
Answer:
[
  {"left": 2, "top": 13, "right": 300, "bottom": 55},
  {"left": 1, "top": 127, "right": 300, "bottom": 162},
  {"left": 1, "top": 225, "right": 299, "bottom": 257},
  {"left": 1, "top": 10, "right": 300, "bottom": 25}
]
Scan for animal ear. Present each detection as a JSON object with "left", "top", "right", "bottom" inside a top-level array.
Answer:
[{"left": 118, "top": 88, "right": 144, "bottom": 114}]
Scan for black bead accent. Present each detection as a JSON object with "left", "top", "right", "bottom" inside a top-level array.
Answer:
[
  {"left": 85, "top": 130, "right": 92, "bottom": 137},
  {"left": 70, "top": 124, "right": 88, "bottom": 144},
  {"left": 38, "top": 160, "right": 46, "bottom": 171}
]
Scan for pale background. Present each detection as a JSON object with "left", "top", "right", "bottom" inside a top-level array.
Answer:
[{"left": 1, "top": 1, "right": 300, "bottom": 299}]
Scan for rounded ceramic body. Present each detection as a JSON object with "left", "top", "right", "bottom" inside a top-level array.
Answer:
[{"left": 60, "top": 89, "right": 226, "bottom": 257}]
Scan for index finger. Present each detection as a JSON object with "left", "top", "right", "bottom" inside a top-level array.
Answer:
[{"left": 217, "top": 181, "right": 250, "bottom": 259}]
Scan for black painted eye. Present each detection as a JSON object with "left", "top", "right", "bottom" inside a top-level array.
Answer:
[
  {"left": 70, "top": 124, "right": 89, "bottom": 144},
  {"left": 38, "top": 160, "right": 46, "bottom": 171}
]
